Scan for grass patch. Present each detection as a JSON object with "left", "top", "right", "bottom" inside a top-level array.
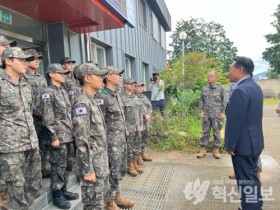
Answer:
[{"left": 263, "top": 97, "right": 279, "bottom": 106}]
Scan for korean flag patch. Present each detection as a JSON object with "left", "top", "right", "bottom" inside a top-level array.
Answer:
[
  {"left": 76, "top": 107, "right": 87, "bottom": 116},
  {"left": 97, "top": 99, "right": 104, "bottom": 105},
  {"left": 42, "top": 93, "right": 50, "bottom": 99}
]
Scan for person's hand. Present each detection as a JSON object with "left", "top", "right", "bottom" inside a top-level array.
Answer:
[
  {"left": 139, "top": 127, "right": 144, "bottom": 132},
  {"left": 144, "top": 115, "right": 151, "bottom": 122},
  {"left": 84, "top": 172, "right": 96, "bottom": 183},
  {"left": 126, "top": 130, "right": 129, "bottom": 136},
  {"left": 218, "top": 113, "right": 225, "bottom": 119},
  {"left": 276, "top": 108, "right": 280, "bottom": 113},
  {"left": 200, "top": 112, "right": 205, "bottom": 118},
  {"left": 51, "top": 140, "right": 60, "bottom": 148},
  {"left": 226, "top": 150, "right": 235, "bottom": 156}
]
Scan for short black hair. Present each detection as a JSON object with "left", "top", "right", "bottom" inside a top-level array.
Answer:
[
  {"left": 78, "top": 76, "right": 85, "bottom": 86},
  {"left": 234, "top": 56, "right": 254, "bottom": 75},
  {"left": 152, "top": 72, "right": 159, "bottom": 77},
  {"left": 2, "top": 60, "right": 7, "bottom": 69}
]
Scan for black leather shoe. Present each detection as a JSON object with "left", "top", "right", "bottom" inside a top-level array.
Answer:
[{"left": 61, "top": 188, "right": 79, "bottom": 200}]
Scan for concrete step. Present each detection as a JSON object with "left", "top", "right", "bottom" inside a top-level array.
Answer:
[
  {"left": 42, "top": 184, "right": 82, "bottom": 210},
  {"left": 34, "top": 172, "right": 81, "bottom": 210}
]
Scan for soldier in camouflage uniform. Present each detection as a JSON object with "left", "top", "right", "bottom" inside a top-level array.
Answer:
[
  {"left": 72, "top": 63, "right": 110, "bottom": 210},
  {"left": 98, "top": 66, "right": 134, "bottom": 210},
  {"left": 0, "top": 47, "right": 41, "bottom": 210},
  {"left": 121, "top": 78, "right": 144, "bottom": 176},
  {"left": 61, "top": 57, "right": 78, "bottom": 172},
  {"left": 0, "top": 35, "right": 17, "bottom": 210},
  {"left": 134, "top": 82, "right": 153, "bottom": 164},
  {"left": 41, "top": 63, "right": 79, "bottom": 209},
  {"left": 197, "top": 71, "right": 227, "bottom": 159},
  {"left": 23, "top": 49, "right": 51, "bottom": 179}
]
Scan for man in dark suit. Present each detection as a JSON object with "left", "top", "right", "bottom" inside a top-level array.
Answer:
[{"left": 225, "top": 56, "right": 264, "bottom": 210}]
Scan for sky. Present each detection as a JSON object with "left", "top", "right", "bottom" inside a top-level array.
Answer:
[{"left": 164, "top": 0, "right": 279, "bottom": 74}]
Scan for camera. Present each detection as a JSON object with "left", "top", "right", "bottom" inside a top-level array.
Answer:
[{"left": 150, "top": 73, "right": 159, "bottom": 82}]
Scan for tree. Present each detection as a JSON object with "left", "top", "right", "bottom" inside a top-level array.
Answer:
[
  {"left": 169, "top": 18, "right": 237, "bottom": 72},
  {"left": 162, "top": 52, "right": 227, "bottom": 93},
  {"left": 263, "top": 4, "right": 280, "bottom": 75}
]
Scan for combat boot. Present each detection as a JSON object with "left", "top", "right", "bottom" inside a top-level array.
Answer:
[
  {"left": 0, "top": 191, "right": 8, "bottom": 210},
  {"left": 141, "top": 152, "right": 152, "bottom": 161},
  {"left": 106, "top": 201, "right": 120, "bottom": 210},
  {"left": 128, "top": 161, "right": 138, "bottom": 177},
  {"left": 61, "top": 186, "right": 79, "bottom": 200},
  {"left": 52, "top": 190, "right": 71, "bottom": 209},
  {"left": 41, "top": 163, "right": 51, "bottom": 179},
  {"left": 196, "top": 147, "right": 206, "bottom": 158},
  {"left": 213, "top": 147, "right": 221, "bottom": 159},
  {"left": 137, "top": 154, "right": 145, "bottom": 165},
  {"left": 228, "top": 172, "right": 236, "bottom": 179},
  {"left": 133, "top": 160, "right": 144, "bottom": 173},
  {"left": 115, "top": 192, "right": 135, "bottom": 209}
]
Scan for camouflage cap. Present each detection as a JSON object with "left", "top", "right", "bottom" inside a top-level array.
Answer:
[
  {"left": 75, "top": 63, "right": 108, "bottom": 79},
  {"left": 46, "top": 63, "right": 70, "bottom": 74},
  {"left": 24, "top": 49, "right": 43, "bottom": 59},
  {"left": 123, "top": 77, "right": 136, "bottom": 84},
  {"left": 103, "top": 66, "right": 124, "bottom": 75},
  {"left": 0, "top": 35, "right": 17, "bottom": 47},
  {"left": 135, "top": 82, "right": 145, "bottom": 86},
  {"left": 60, "top": 57, "right": 76, "bottom": 65},
  {"left": 2, "top": 47, "right": 34, "bottom": 62}
]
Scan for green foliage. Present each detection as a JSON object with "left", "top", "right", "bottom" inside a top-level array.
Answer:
[
  {"left": 263, "top": 4, "right": 280, "bottom": 75},
  {"left": 169, "top": 18, "right": 238, "bottom": 72},
  {"left": 267, "top": 70, "right": 279, "bottom": 79},
  {"left": 162, "top": 52, "right": 228, "bottom": 93}
]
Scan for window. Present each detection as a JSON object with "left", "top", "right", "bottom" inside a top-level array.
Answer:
[
  {"left": 139, "top": 0, "right": 147, "bottom": 28},
  {"left": 125, "top": 57, "right": 131, "bottom": 77},
  {"left": 91, "top": 43, "right": 106, "bottom": 68},
  {"left": 160, "top": 26, "right": 166, "bottom": 49},
  {"left": 152, "top": 13, "right": 159, "bottom": 42},
  {"left": 142, "top": 62, "right": 149, "bottom": 88}
]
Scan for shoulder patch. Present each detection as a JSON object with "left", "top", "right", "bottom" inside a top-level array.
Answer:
[
  {"left": 42, "top": 93, "right": 50, "bottom": 99},
  {"left": 102, "top": 89, "right": 109, "bottom": 94},
  {"left": 96, "top": 99, "right": 104, "bottom": 105},
  {"left": 75, "top": 107, "right": 87, "bottom": 116},
  {"left": 68, "top": 91, "right": 74, "bottom": 96}
]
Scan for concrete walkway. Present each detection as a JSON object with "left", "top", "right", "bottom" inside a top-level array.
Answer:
[{"left": 143, "top": 105, "right": 280, "bottom": 210}]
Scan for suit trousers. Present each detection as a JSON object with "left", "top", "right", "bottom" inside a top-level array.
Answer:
[{"left": 232, "top": 155, "right": 263, "bottom": 210}]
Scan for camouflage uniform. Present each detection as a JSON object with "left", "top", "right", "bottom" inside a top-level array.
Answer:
[
  {"left": 73, "top": 89, "right": 109, "bottom": 210},
  {"left": 199, "top": 83, "right": 227, "bottom": 147},
  {"left": 137, "top": 93, "right": 153, "bottom": 152},
  {"left": 62, "top": 64, "right": 80, "bottom": 172},
  {"left": 120, "top": 89, "right": 143, "bottom": 162},
  {"left": 98, "top": 87, "right": 127, "bottom": 202},
  {"left": 0, "top": 47, "right": 41, "bottom": 210},
  {"left": 23, "top": 50, "right": 49, "bottom": 166},
  {"left": 42, "top": 83, "right": 73, "bottom": 191}
]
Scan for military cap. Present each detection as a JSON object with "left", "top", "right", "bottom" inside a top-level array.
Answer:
[
  {"left": 60, "top": 57, "right": 76, "bottom": 65},
  {"left": 135, "top": 82, "right": 145, "bottom": 86},
  {"left": 2, "top": 47, "right": 34, "bottom": 62},
  {"left": 75, "top": 63, "right": 108, "bottom": 79},
  {"left": 103, "top": 66, "right": 124, "bottom": 75},
  {"left": 123, "top": 77, "right": 136, "bottom": 84},
  {"left": 0, "top": 35, "right": 17, "bottom": 47},
  {"left": 46, "top": 63, "right": 70, "bottom": 74},
  {"left": 24, "top": 49, "right": 43, "bottom": 59}
]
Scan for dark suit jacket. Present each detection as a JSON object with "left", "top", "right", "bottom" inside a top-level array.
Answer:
[{"left": 225, "top": 77, "right": 264, "bottom": 156}]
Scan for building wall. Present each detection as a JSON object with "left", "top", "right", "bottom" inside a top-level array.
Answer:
[
  {"left": 256, "top": 79, "right": 280, "bottom": 98},
  {"left": 90, "top": 0, "right": 168, "bottom": 86}
]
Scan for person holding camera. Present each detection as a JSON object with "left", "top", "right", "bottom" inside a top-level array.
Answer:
[{"left": 148, "top": 72, "right": 165, "bottom": 116}]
